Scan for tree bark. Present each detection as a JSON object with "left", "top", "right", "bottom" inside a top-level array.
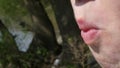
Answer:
[
  {"left": 50, "top": 0, "right": 83, "bottom": 64},
  {"left": 23, "top": 0, "right": 62, "bottom": 55}
]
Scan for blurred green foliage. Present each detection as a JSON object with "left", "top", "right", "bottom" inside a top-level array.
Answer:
[
  {"left": 0, "top": 0, "right": 100, "bottom": 68},
  {"left": 0, "top": 0, "right": 55, "bottom": 67},
  {"left": 0, "top": 0, "right": 28, "bottom": 19}
]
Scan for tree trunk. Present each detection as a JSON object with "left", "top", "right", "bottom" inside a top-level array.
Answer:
[
  {"left": 50, "top": 0, "right": 99, "bottom": 68},
  {"left": 23, "top": 0, "right": 62, "bottom": 54},
  {"left": 50, "top": 0, "right": 83, "bottom": 64}
]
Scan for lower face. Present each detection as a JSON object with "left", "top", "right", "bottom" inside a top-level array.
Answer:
[{"left": 71, "top": 0, "right": 120, "bottom": 67}]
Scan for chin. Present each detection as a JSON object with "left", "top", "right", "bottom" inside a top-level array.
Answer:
[
  {"left": 97, "top": 58, "right": 120, "bottom": 68},
  {"left": 89, "top": 46, "right": 120, "bottom": 68}
]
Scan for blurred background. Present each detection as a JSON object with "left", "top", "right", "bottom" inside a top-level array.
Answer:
[{"left": 0, "top": 0, "right": 100, "bottom": 68}]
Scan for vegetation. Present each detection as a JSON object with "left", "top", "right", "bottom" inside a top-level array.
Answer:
[{"left": 0, "top": 0, "right": 100, "bottom": 68}]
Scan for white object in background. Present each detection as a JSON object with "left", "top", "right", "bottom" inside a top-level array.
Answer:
[
  {"left": 9, "top": 28, "right": 34, "bottom": 52},
  {"left": 15, "top": 31, "right": 34, "bottom": 52}
]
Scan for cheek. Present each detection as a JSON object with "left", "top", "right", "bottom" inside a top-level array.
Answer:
[
  {"left": 86, "top": 1, "right": 120, "bottom": 67},
  {"left": 96, "top": 29, "right": 120, "bottom": 59},
  {"left": 100, "top": 26, "right": 120, "bottom": 51},
  {"left": 89, "top": 33, "right": 120, "bottom": 67},
  {"left": 85, "top": 4, "right": 108, "bottom": 26}
]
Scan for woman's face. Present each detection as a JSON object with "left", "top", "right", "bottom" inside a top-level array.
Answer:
[{"left": 71, "top": 0, "right": 120, "bottom": 67}]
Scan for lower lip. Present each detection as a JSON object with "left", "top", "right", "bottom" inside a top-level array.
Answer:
[{"left": 81, "top": 29, "right": 100, "bottom": 45}]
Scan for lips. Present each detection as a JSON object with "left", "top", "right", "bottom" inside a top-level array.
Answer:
[{"left": 77, "top": 19, "right": 100, "bottom": 45}]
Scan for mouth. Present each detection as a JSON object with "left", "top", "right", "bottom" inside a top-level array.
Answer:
[{"left": 77, "top": 19, "right": 100, "bottom": 45}]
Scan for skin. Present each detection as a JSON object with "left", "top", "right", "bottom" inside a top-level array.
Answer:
[{"left": 70, "top": 0, "right": 120, "bottom": 68}]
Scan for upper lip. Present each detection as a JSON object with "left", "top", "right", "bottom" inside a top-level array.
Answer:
[{"left": 76, "top": 19, "right": 99, "bottom": 32}]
